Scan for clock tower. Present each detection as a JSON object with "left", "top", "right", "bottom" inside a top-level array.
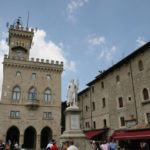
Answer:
[
  {"left": 0, "top": 18, "right": 63, "bottom": 149},
  {"left": 8, "top": 17, "right": 34, "bottom": 60}
]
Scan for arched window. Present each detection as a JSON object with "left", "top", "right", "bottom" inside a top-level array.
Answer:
[
  {"left": 12, "top": 86, "right": 21, "bottom": 101},
  {"left": 44, "top": 88, "right": 52, "bottom": 102},
  {"left": 46, "top": 74, "right": 51, "bottom": 80},
  {"left": 16, "top": 71, "right": 21, "bottom": 77},
  {"left": 28, "top": 87, "right": 37, "bottom": 100},
  {"left": 116, "top": 75, "right": 120, "bottom": 83},
  {"left": 138, "top": 60, "right": 144, "bottom": 71},
  {"left": 143, "top": 88, "right": 149, "bottom": 100}
]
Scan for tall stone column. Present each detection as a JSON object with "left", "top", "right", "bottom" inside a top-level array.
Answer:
[{"left": 36, "top": 134, "right": 40, "bottom": 150}]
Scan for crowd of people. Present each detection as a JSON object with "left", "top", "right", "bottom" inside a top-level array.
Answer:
[
  {"left": 0, "top": 139, "right": 20, "bottom": 150},
  {"left": 91, "top": 139, "right": 150, "bottom": 150},
  {"left": 1, "top": 138, "right": 150, "bottom": 150},
  {"left": 91, "top": 140, "right": 116, "bottom": 150},
  {"left": 46, "top": 140, "right": 78, "bottom": 150},
  {"left": 0, "top": 138, "right": 79, "bottom": 150}
]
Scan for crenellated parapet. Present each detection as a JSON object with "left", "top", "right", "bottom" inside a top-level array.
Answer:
[
  {"left": 30, "top": 57, "right": 63, "bottom": 65},
  {"left": 8, "top": 25, "right": 34, "bottom": 48},
  {"left": 8, "top": 24, "right": 34, "bottom": 41},
  {"left": 3, "top": 54, "right": 64, "bottom": 71}
]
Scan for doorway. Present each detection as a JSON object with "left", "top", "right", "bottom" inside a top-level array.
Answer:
[
  {"left": 24, "top": 126, "right": 36, "bottom": 149},
  {"left": 6, "top": 126, "right": 20, "bottom": 149},
  {"left": 40, "top": 127, "right": 52, "bottom": 149}
]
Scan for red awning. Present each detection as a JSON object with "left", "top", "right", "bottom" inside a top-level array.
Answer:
[
  {"left": 112, "top": 130, "right": 150, "bottom": 140},
  {"left": 84, "top": 130, "right": 104, "bottom": 139}
]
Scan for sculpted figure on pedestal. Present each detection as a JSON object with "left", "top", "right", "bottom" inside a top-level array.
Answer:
[{"left": 66, "top": 79, "right": 79, "bottom": 107}]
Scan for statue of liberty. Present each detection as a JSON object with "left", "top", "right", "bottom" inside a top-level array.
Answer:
[{"left": 66, "top": 79, "right": 79, "bottom": 107}]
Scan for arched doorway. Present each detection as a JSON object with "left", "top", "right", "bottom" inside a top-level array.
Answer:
[
  {"left": 24, "top": 126, "right": 36, "bottom": 149},
  {"left": 40, "top": 127, "right": 52, "bottom": 149},
  {"left": 6, "top": 126, "right": 20, "bottom": 149}
]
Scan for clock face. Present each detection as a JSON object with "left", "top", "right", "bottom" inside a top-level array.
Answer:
[{"left": 16, "top": 49, "right": 24, "bottom": 56}]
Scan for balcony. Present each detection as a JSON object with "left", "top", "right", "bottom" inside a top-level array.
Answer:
[{"left": 25, "top": 99, "right": 39, "bottom": 109}]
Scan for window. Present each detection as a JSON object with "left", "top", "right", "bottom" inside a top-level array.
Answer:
[
  {"left": 85, "top": 105, "right": 88, "bottom": 111},
  {"left": 101, "top": 81, "right": 104, "bottom": 89},
  {"left": 93, "top": 121, "right": 96, "bottom": 129},
  {"left": 120, "top": 116, "right": 125, "bottom": 127},
  {"left": 116, "top": 75, "right": 120, "bottom": 83},
  {"left": 128, "top": 96, "right": 132, "bottom": 102},
  {"left": 47, "top": 74, "right": 51, "bottom": 80},
  {"left": 28, "top": 87, "right": 37, "bottom": 100},
  {"left": 147, "top": 113, "right": 150, "bottom": 124},
  {"left": 143, "top": 88, "right": 149, "bottom": 100},
  {"left": 92, "top": 86, "right": 94, "bottom": 93},
  {"left": 127, "top": 72, "right": 131, "bottom": 77},
  {"left": 43, "top": 112, "right": 52, "bottom": 119},
  {"left": 102, "top": 98, "right": 106, "bottom": 108},
  {"left": 103, "top": 119, "right": 107, "bottom": 127},
  {"left": 12, "top": 86, "right": 21, "bottom": 101},
  {"left": 78, "top": 97, "right": 80, "bottom": 101},
  {"left": 10, "top": 111, "right": 20, "bottom": 118},
  {"left": 92, "top": 102, "right": 95, "bottom": 111},
  {"left": 118, "top": 97, "right": 123, "bottom": 108},
  {"left": 44, "top": 88, "right": 52, "bottom": 102},
  {"left": 16, "top": 71, "right": 21, "bottom": 77},
  {"left": 32, "top": 73, "right": 36, "bottom": 79},
  {"left": 138, "top": 60, "right": 144, "bottom": 71},
  {"left": 85, "top": 122, "right": 90, "bottom": 128},
  {"left": 85, "top": 92, "right": 88, "bottom": 97}
]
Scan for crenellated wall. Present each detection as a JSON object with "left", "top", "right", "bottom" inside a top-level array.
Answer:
[{"left": 4, "top": 54, "right": 64, "bottom": 66}]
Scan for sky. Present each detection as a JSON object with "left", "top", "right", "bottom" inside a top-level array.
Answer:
[{"left": 0, "top": 0, "right": 150, "bottom": 101}]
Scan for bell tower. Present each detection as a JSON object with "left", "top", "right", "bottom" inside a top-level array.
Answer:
[{"left": 8, "top": 17, "right": 34, "bottom": 60}]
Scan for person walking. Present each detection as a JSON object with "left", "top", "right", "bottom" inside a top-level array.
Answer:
[
  {"left": 51, "top": 140, "right": 58, "bottom": 150},
  {"left": 46, "top": 139, "right": 53, "bottom": 150},
  {"left": 95, "top": 141, "right": 101, "bottom": 150},
  {"left": 61, "top": 141, "right": 69, "bottom": 150},
  {"left": 109, "top": 139, "right": 117, "bottom": 150},
  {"left": 0, "top": 140, "right": 5, "bottom": 150},
  {"left": 140, "top": 141, "right": 150, "bottom": 150},
  {"left": 68, "top": 141, "right": 78, "bottom": 150},
  {"left": 100, "top": 140, "right": 110, "bottom": 150}
]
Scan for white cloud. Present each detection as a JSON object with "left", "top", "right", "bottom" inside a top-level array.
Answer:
[
  {"left": 31, "top": 30, "right": 64, "bottom": 61},
  {"left": 0, "top": 39, "right": 9, "bottom": 99},
  {"left": 103, "top": 46, "right": 117, "bottom": 60},
  {"left": 31, "top": 29, "right": 76, "bottom": 72},
  {"left": 136, "top": 37, "right": 146, "bottom": 47},
  {"left": 87, "top": 35, "right": 117, "bottom": 61},
  {"left": 67, "top": 0, "right": 89, "bottom": 22},
  {"left": 88, "top": 36, "right": 106, "bottom": 45},
  {"left": 97, "top": 45, "right": 117, "bottom": 61},
  {"left": 0, "top": 39, "right": 8, "bottom": 55}
]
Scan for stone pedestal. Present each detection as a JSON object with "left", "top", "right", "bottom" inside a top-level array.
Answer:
[{"left": 60, "top": 106, "right": 93, "bottom": 150}]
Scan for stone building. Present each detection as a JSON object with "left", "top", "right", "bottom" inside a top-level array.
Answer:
[
  {"left": 0, "top": 18, "right": 63, "bottom": 149},
  {"left": 78, "top": 42, "right": 150, "bottom": 140}
]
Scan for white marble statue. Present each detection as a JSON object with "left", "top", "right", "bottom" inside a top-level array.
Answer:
[{"left": 67, "top": 79, "right": 79, "bottom": 107}]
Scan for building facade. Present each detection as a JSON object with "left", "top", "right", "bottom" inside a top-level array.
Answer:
[
  {"left": 78, "top": 42, "right": 150, "bottom": 140},
  {"left": 0, "top": 18, "right": 63, "bottom": 149}
]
